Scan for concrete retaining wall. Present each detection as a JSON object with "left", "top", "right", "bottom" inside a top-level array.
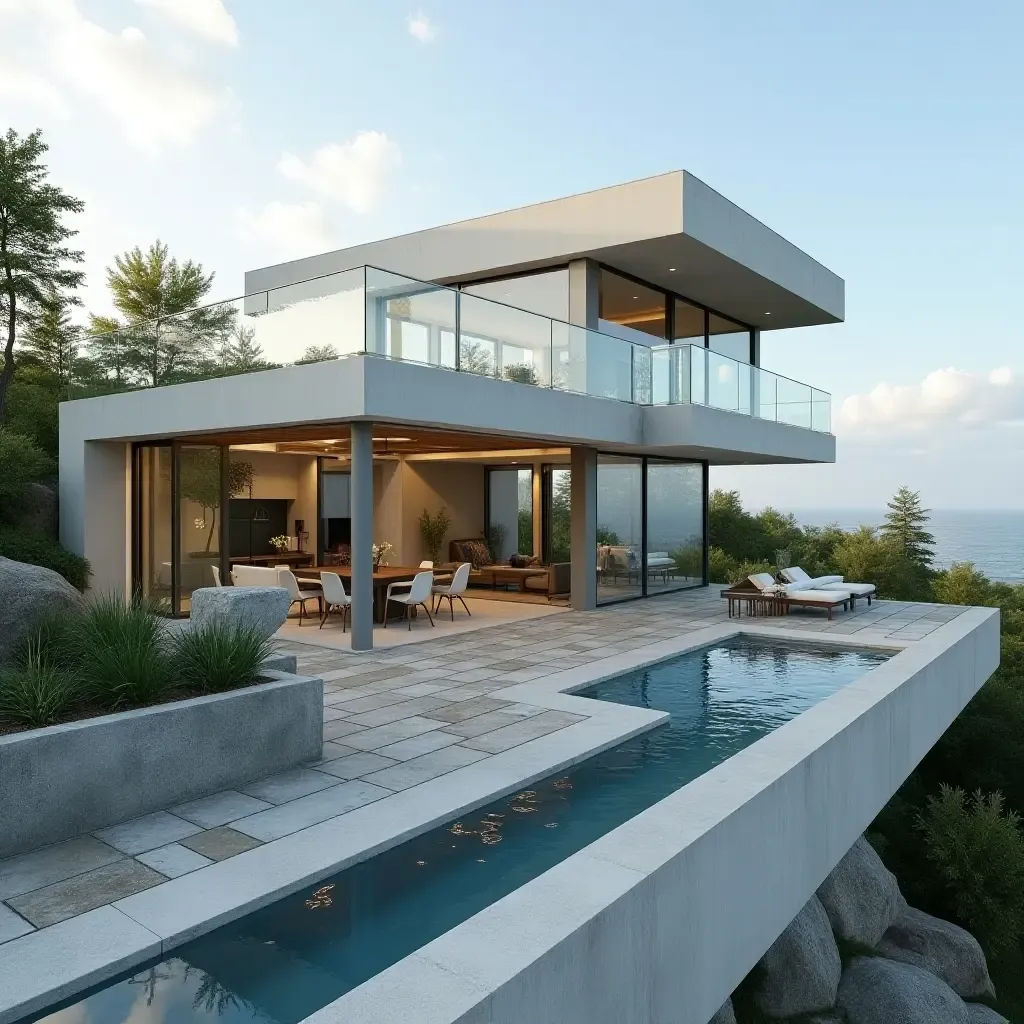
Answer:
[
  {"left": 305, "top": 608, "right": 1000, "bottom": 1024},
  {"left": 0, "top": 672, "right": 322, "bottom": 858}
]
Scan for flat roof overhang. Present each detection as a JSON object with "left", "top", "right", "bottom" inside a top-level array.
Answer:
[
  {"left": 244, "top": 171, "right": 844, "bottom": 331},
  {"left": 60, "top": 357, "right": 834, "bottom": 467}
]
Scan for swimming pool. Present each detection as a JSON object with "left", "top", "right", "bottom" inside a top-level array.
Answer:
[{"left": 28, "top": 636, "right": 889, "bottom": 1024}]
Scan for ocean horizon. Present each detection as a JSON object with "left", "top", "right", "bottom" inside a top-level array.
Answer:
[{"left": 781, "top": 508, "right": 1024, "bottom": 583}]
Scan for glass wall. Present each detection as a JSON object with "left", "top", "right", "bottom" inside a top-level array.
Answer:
[
  {"left": 598, "top": 269, "right": 667, "bottom": 342},
  {"left": 134, "top": 445, "right": 172, "bottom": 609},
  {"left": 177, "top": 445, "right": 224, "bottom": 610},
  {"left": 596, "top": 455, "right": 643, "bottom": 603},
  {"left": 544, "top": 467, "right": 572, "bottom": 564},
  {"left": 461, "top": 269, "right": 569, "bottom": 322},
  {"left": 708, "top": 312, "right": 752, "bottom": 363},
  {"left": 486, "top": 467, "right": 533, "bottom": 562},
  {"left": 646, "top": 460, "right": 704, "bottom": 593}
]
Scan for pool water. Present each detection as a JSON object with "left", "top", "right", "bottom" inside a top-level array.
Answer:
[{"left": 32, "top": 637, "right": 889, "bottom": 1024}]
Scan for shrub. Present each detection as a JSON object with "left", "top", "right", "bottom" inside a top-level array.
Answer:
[
  {"left": 0, "top": 641, "right": 79, "bottom": 727},
  {"left": 418, "top": 507, "right": 452, "bottom": 564},
  {"left": 916, "top": 785, "right": 1024, "bottom": 955},
  {"left": 18, "top": 606, "right": 83, "bottom": 672},
  {"left": 75, "top": 594, "right": 174, "bottom": 708},
  {"left": 933, "top": 562, "right": 997, "bottom": 607},
  {"left": 171, "top": 623, "right": 274, "bottom": 695},
  {"left": 0, "top": 429, "right": 53, "bottom": 522},
  {"left": 0, "top": 527, "right": 92, "bottom": 591},
  {"left": 707, "top": 546, "right": 738, "bottom": 584},
  {"left": 727, "top": 559, "right": 776, "bottom": 585}
]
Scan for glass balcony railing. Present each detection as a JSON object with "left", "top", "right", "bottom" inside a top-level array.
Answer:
[{"left": 82, "top": 265, "right": 831, "bottom": 433}]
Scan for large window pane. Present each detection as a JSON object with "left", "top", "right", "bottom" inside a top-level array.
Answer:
[
  {"left": 646, "top": 460, "right": 704, "bottom": 593},
  {"left": 598, "top": 269, "right": 666, "bottom": 342},
  {"left": 461, "top": 269, "right": 568, "bottom": 322},
  {"left": 487, "top": 468, "right": 533, "bottom": 562},
  {"left": 596, "top": 455, "right": 643, "bottom": 603},
  {"left": 135, "top": 445, "right": 172, "bottom": 611},
  {"left": 459, "top": 294, "right": 552, "bottom": 386},
  {"left": 365, "top": 267, "right": 457, "bottom": 369},
  {"left": 708, "top": 312, "right": 752, "bottom": 363},
  {"left": 544, "top": 467, "right": 571, "bottom": 564},
  {"left": 177, "top": 445, "right": 224, "bottom": 610}
]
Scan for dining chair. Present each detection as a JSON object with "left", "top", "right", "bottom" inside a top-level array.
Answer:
[
  {"left": 432, "top": 562, "right": 471, "bottom": 620},
  {"left": 277, "top": 568, "right": 323, "bottom": 625},
  {"left": 388, "top": 561, "right": 434, "bottom": 594},
  {"left": 319, "top": 572, "right": 351, "bottom": 631},
  {"left": 210, "top": 565, "right": 223, "bottom": 587},
  {"left": 384, "top": 570, "right": 435, "bottom": 629}
]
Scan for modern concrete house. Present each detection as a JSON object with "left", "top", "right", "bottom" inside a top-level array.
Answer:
[{"left": 59, "top": 170, "right": 840, "bottom": 650}]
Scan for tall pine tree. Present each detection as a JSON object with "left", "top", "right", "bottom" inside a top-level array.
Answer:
[{"left": 881, "top": 486, "right": 936, "bottom": 569}]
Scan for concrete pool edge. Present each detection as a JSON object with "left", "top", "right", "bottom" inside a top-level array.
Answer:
[
  {"left": 0, "top": 614, "right": 969, "bottom": 1024},
  {"left": 298, "top": 607, "right": 1001, "bottom": 1024}
]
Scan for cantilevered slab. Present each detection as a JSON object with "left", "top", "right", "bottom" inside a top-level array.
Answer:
[{"left": 245, "top": 171, "right": 844, "bottom": 331}]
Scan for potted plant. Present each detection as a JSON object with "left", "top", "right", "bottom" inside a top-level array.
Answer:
[
  {"left": 419, "top": 508, "right": 452, "bottom": 564},
  {"left": 269, "top": 535, "right": 290, "bottom": 553},
  {"left": 372, "top": 541, "right": 393, "bottom": 569}
]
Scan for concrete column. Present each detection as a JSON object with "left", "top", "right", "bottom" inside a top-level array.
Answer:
[
  {"left": 751, "top": 329, "right": 761, "bottom": 418},
  {"left": 532, "top": 462, "right": 543, "bottom": 558},
  {"left": 567, "top": 259, "right": 600, "bottom": 329},
  {"left": 82, "top": 441, "right": 131, "bottom": 595},
  {"left": 570, "top": 446, "right": 597, "bottom": 611},
  {"left": 350, "top": 422, "right": 374, "bottom": 651}
]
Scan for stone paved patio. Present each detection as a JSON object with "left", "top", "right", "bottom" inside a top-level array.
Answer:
[{"left": 0, "top": 587, "right": 968, "bottom": 945}]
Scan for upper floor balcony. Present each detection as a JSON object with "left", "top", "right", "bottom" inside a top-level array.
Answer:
[{"left": 86, "top": 264, "right": 832, "bottom": 434}]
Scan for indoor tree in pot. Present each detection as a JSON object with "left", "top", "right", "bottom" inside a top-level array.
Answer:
[{"left": 419, "top": 508, "right": 452, "bottom": 565}]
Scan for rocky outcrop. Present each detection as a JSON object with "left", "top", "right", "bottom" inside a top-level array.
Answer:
[
  {"left": 965, "top": 1003, "right": 1009, "bottom": 1024},
  {"left": 189, "top": 586, "right": 290, "bottom": 641},
  {"left": 880, "top": 906, "right": 997, "bottom": 1000},
  {"left": 707, "top": 998, "right": 736, "bottom": 1024},
  {"left": 14, "top": 482, "right": 58, "bottom": 538},
  {"left": 0, "top": 557, "right": 82, "bottom": 664},
  {"left": 837, "top": 957, "right": 969, "bottom": 1024},
  {"left": 816, "top": 836, "right": 901, "bottom": 947},
  {"left": 753, "top": 896, "right": 841, "bottom": 1018}
]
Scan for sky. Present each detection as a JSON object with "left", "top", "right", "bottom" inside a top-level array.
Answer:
[{"left": 0, "top": 0, "right": 1021, "bottom": 511}]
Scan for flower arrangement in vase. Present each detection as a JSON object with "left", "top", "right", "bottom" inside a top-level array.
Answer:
[
  {"left": 269, "top": 535, "right": 290, "bottom": 552},
  {"left": 372, "top": 542, "right": 393, "bottom": 569}
]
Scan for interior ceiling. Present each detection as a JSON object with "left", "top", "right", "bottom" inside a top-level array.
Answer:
[{"left": 186, "top": 422, "right": 569, "bottom": 459}]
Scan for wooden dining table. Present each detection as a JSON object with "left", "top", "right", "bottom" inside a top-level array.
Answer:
[{"left": 295, "top": 565, "right": 450, "bottom": 623}]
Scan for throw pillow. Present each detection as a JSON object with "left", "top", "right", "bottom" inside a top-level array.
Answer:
[{"left": 464, "top": 539, "right": 492, "bottom": 568}]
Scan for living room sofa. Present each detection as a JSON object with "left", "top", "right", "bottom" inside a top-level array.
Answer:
[{"left": 447, "top": 538, "right": 569, "bottom": 599}]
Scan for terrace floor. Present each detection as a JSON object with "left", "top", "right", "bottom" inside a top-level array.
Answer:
[{"left": 0, "top": 588, "right": 969, "bottom": 958}]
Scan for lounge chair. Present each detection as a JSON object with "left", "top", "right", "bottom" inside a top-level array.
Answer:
[
  {"left": 781, "top": 566, "right": 876, "bottom": 606},
  {"left": 746, "top": 572, "right": 853, "bottom": 620}
]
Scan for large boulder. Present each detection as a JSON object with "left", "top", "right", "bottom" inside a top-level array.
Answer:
[
  {"left": 189, "top": 586, "right": 290, "bottom": 641},
  {"left": 879, "top": 906, "right": 996, "bottom": 1000},
  {"left": 816, "top": 836, "right": 901, "bottom": 947},
  {"left": 707, "top": 999, "right": 736, "bottom": 1024},
  {"left": 13, "top": 482, "right": 59, "bottom": 538},
  {"left": 966, "top": 1004, "right": 1009, "bottom": 1024},
  {"left": 754, "top": 896, "right": 841, "bottom": 1018},
  {"left": 0, "top": 557, "right": 82, "bottom": 664},
  {"left": 837, "top": 957, "right": 968, "bottom": 1024}
]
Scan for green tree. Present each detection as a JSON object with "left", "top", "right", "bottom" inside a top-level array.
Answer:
[
  {"left": 296, "top": 343, "right": 339, "bottom": 365},
  {"left": 89, "top": 241, "right": 234, "bottom": 387},
  {"left": 219, "top": 324, "right": 273, "bottom": 373},
  {"left": 0, "top": 129, "right": 84, "bottom": 425},
  {"left": 20, "top": 288, "right": 80, "bottom": 394},
  {"left": 882, "top": 486, "right": 936, "bottom": 569},
  {"left": 933, "top": 562, "right": 996, "bottom": 607},
  {"left": 832, "top": 526, "right": 930, "bottom": 601}
]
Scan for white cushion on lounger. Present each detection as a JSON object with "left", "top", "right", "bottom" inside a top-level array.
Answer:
[
  {"left": 782, "top": 567, "right": 844, "bottom": 588},
  {"left": 821, "top": 581, "right": 875, "bottom": 597},
  {"left": 783, "top": 588, "right": 850, "bottom": 605},
  {"left": 748, "top": 573, "right": 778, "bottom": 591}
]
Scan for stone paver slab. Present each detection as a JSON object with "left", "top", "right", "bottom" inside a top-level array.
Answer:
[
  {"left": 94, "top": 812, "right": 204, "bottom": 856},
  {"left": 459, "top": 711, "right": 586, "bottom": 753},
  {"left": 343, "top": 716, "right": 447, "bottom": 751},
  {"left": 239, "top": 768, "right": 338, "bottom": 805},
  {"left": 322, "top": 719, "right": 369, "bottom": 741},
  {"left": 0, "top": 903, "right": 34, "bottom": 944},
  {"left": 374, "top": 730, "right": 460, "bottom": 761},
  {"left": 7, "top": 860, "right": 165, "bottom": 928},
  {"left": 136, "top": 843, "right": 213, "bottom": 878},
  {"left": 0, "top": 836, "right": 123, "bottom": 901},
  {"left": 362, "top": 745, "right": 489, "bottom": 792},
  {"left": 231, "top": 781, "right": 392, "bottom": 841},
  {"left": 428, "top": 696, "right": 512, "bottom": 723},
  {"left": 179, "top": 827, "right": 264, "bottom": 862},
  {"left": 317, "top": 751, "right": 399, "bottom": 779},
  {"left": 442, "top": 707, "right": 548, "bottom": 739},
  {"left": 346, "top": 696, "right": 452, "bottom": 728},
  {"left": 170, "top": 790, "right": 273, "bottom": 829}
]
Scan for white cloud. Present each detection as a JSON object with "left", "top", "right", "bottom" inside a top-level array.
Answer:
[
  {"left": 236, "top": 201, "right": 337, "bottom": 259},
  {"left": 0, "top": 0, "right": 229, "bottom": 153},
  {"left": 839, "top": 367, "right": 1024, "bottom": 436},
  {"left": 406, "top": 11, "right": 436, "bottom": 42},
  {"left": 135, "top": 0, "right": 238, "bottom": 46},
  {"left": 277, "top": 132, "right": 401, "bottom": 214},
  {"left": 0, "top": 59, "right": 68, "bottom": 115}
]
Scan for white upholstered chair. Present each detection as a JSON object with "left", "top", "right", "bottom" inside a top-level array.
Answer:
[
  {"left": 319, "top": 572, "right": 351, "bottom": 631},
  {"left": 432, "top": 562, "right": 471, "bottom": 620},
  {"left": 384, "top": 570, "right": 434, "bottom": 629}
]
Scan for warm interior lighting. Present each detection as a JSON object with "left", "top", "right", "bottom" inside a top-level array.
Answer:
[{"left": 373, "top": 436, "right": 413, "bottom": 443}]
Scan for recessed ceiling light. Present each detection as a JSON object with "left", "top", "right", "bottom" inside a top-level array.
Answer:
[
  {"left": 668, "top": 267, "right": 676, "bottom": 272},
  {"left": 633, "top": 295, "right": 638, "bottom": 300},
  {"left": 765, "top": 311, "right": 771, "bottom": 315},
  {"left": 373, "top": 436, "right": 412, "bottom": 442}
]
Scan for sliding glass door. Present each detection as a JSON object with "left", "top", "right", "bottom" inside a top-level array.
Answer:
[
  {"left": 486, "top": 467, "right": 533, "bottom": 562},
  {"left": 133, "top": 445, "right": 173, "bottom": 610}
]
